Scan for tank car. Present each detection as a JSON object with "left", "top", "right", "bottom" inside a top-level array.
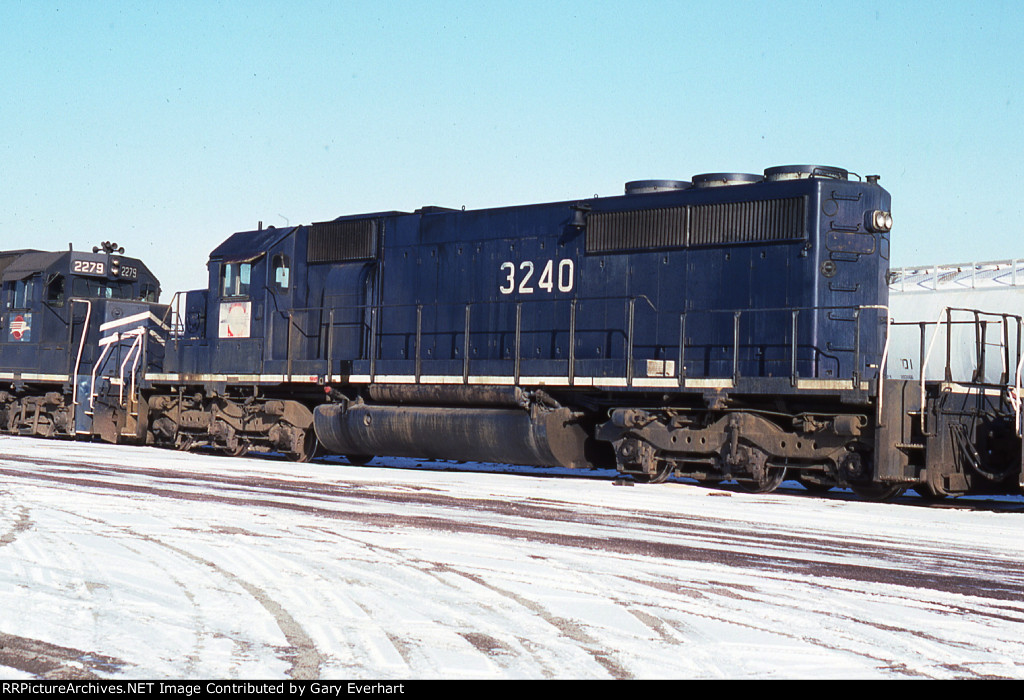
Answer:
[
  {"left": 0, "top": 243, "right": 166, "bottom": 442},
  {"left": 888, "top": 260, "right": 1024, "bottom": 383},
  {"left": 886, "top": 260, "right": 1024, "bottom": 497}
]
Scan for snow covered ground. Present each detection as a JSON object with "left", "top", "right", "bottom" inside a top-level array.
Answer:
[{"left": 1, "top": 434, "right": 1023, "bottom": 680}]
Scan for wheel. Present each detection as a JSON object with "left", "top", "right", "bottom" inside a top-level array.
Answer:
[
  {"left": 345, "top": 454, "right": 374, "bottom": 466},
  {"left": 632, "top": 462, "right": 673, "bottom": 484},
  {"left": 286, "top": 430, "right": 318, "bottom": 463},
  {"left": 913, "top": 485, "right": 947, "bottom": 501},
  {"left": 728, "top": 444, "right": 785, "bottom": 494},
  {"left": 736, "top": 466, "right": 787, "bottom": 494},
  {"left": 850, "top": 483, "right": 906, "bottom": 502},
  {"left": 797, "top": 473, "right": 833, "bottom": 493},
  {"left": 840, "top": 449, "right": 904, "bottom": 501}
]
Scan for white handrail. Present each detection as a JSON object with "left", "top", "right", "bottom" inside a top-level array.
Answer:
[
  {"left": 70, "top": 299, "right": 92, "bottom": 407},
  {"left": 117, "top": 329, "right": 144, "bottom": 404},
  {"left": 89, "top": 337, "right": 115, "bottom": 409}
]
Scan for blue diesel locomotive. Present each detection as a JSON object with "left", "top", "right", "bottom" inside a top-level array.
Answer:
[
  {"left": 0, "top": 242, "right": 165, "bottom": 442},
  {"left": 3, "top": 166, "right": 1021, "bottom": 499}
]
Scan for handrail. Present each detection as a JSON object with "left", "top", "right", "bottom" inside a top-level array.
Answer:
[
  {"left": 117, "top": 329, "right": 145, "bottom": 404},
  {"left": 89, "top": 338, "right": 115, "bottom": 409},
  {"left": 284, "top": 293, "right": 659, "bottom": 318},
  {"left": 70, "top": 298, "right": 92, "bottom": 406},
  {"left": 913, "top": 307, "right": 1024, "bottom": 436},
  {"left": 159, "top": 290, "right": 185, "bottom": 340},
  {"left": 1015, "top": 341, "right": 1024, "bottom": 437},
  {"left": 854, "top": 304, "right": 892, "bottom": 424},
  {"left": 285, "top": 296, "right": 889, "bottom": 389},
  {"left": 286, "top": 294, "right": 659, "bottom": 383}
]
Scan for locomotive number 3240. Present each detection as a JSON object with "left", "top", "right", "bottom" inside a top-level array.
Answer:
[{"left": 499, "top": 259, "right": 575, "bottom": 295}]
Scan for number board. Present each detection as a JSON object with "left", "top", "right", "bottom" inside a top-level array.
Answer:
[
  {"left": 117, "top": 263, "right": 139, "bottom": 279},
  {"left": 70, "top": 256, "right": 108, "bottom": 278},
  {"left": 69, "top": 255, "right": 140, "bottom": 279}
]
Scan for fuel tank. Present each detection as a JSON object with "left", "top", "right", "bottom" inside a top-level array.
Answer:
[{"left": 313, "top": 400, "right": 592, "bottom": 469}]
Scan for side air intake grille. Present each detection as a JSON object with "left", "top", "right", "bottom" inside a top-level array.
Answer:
[
  {"left": 308, "top": 219, "right": 378, "bottom": 263},
  {"left": 587, "top": 207, "right": 688, "bottom": 253},
  {"left": 690, "top": 197, "right": 805, "bottom": 246},
  {"left": 586, "top": 197, "right": 806, "bottom": 252}
]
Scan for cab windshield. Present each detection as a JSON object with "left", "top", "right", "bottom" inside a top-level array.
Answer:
[{"left": 71, "top": 277, "right": 136, "bottom": 299}]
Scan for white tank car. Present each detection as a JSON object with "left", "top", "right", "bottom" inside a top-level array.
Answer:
[{"left": 887, "top": 260, "right": 1024, "bottom": 385}]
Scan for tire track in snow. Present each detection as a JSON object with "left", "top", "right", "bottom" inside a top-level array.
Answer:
[
  {"left": 42, "top": 506, "right": 325, "bottom": 680},
  {"left": 0, "top": 631, "right": 127, "bottom": 679},
  {"left": 4, "top": 441, "right": 1024, "bottom": 678},
  {"left": 0, "top": 505, "right": 31, "bottom": 548},
  {"left": 113, "top": 533, "right": 325, "bottom": 679},
  {"left": 6, "top": 461, "right": 1024, "bottom": 606},
  {"left": 438, "top": 567, "right": 633, "bottom": 679}
]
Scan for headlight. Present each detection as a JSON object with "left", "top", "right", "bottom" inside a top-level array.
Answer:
[{"left": 867, "top": 209, "right": 892, "bottom": 232}]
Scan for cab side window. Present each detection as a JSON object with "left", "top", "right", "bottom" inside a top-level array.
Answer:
[
  {"left": 272, "top": 254, "right": 290, "bottom": 292},
  {"left": 45, "top": 275, "right": 65, "bottom": 306},
  {"left": 221, "top": 262, "right": 252, "bottom": 297},
  {"left": 8, "top": 278, "right": 35, "bottom": 309}
]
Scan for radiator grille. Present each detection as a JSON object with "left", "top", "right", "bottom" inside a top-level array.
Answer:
[
  {"left": 587, "top": 207, "right": 688, "bottom": 253},
  {"left": 586, "top": 197, "right": 806, "bottom": 253},
  {"left": 308, "top": 219, "right": 378, "bottom": 263},
  {"left": 690, "top": 197, "right": 805, "bottom": 246}
]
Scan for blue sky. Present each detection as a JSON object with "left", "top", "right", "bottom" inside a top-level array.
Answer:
[{"left": 2, "top": 1, "right": 1022, "bottom": 296}]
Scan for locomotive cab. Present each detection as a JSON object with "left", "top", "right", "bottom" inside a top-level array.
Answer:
[
  {"left": 1, "top": 246, "right": 161, "bottom": 369},
  {"left": 151, "top": 224, "right": 332, "bottom": 460},
  {"left": 171, "top": 224, "right": 310, "bottom": 374}
]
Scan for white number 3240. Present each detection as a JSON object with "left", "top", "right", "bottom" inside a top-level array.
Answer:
[{"left": 499, "top": 259, "right": 574, "bottom": 295}]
